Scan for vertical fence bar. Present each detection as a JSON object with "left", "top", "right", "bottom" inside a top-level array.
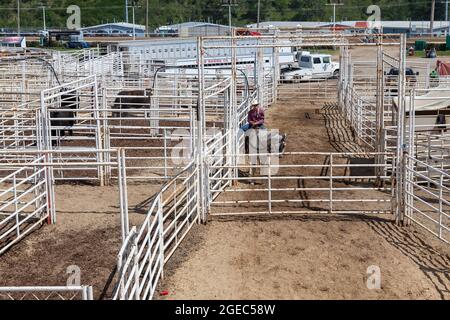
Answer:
[
  {"left": 329, "top": 154, "right": 333, "bottom": 213},
  {"left": 439, "top": 174, "right": 443, "bottom": 240},
  {"left": 118, "top": 149, "right": 129, "bottom": 241},
  {"left": 268, "top": 156, "right": 272, "bottom": 214}
]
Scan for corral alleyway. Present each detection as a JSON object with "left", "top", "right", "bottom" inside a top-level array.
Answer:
[
  {"left": 157, "top": 86, "right": 450, "bottom": 300},
  {"left": 0, "top": 183, "right": 161, "bottom": 299}
]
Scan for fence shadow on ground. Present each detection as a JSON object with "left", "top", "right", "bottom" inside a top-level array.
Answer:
[
  {"left": 367, "top": 220, "right": 450, "bottom": 300},
  {"left": 211, "top": 212, "right": 391, "bottom": 223},
  {"left": 321, "top": 102, "right": 365, "bottom": 154}
]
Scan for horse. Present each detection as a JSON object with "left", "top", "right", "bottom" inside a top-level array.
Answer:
[
  {"left": 243, "top": 128, "right": 287, "bottom": 178},
  {"left": 112, "top": 88, "right": 153, "bottom": 118},
  {"left": 49, "top": 91, "right": 80, "bottom": 147}
]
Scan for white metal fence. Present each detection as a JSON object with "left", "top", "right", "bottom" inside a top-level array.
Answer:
[
  {"left": 113, "top": 160, "right": 199, "bottom": 300},
  {"left": 404, "top": 155, "right": 450, "bottom": 243},
  {"left": 208, "top": 152, "right": 395, "bottom": 216},
  {"left": 0, "top": 286, "right": 94, "bottom": 300},
  {"left": 0, "top": 155, "right": 54, "bottom": 255}
]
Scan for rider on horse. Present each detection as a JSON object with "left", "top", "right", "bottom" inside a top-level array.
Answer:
[
  {"left": 240, "top": 99, "right": 287, "bottom": 155},
  {"left": 241, "top": 99, "right": 266, "bottom": 132}
]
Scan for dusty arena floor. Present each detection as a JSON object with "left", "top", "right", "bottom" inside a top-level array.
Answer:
[
  {"left": 0, "top": 182, "right": 161, "bottom": 299},
  {"left": 1, "top": 46, "right": 449, "bottom": 300},
  {"left": 156, "top": 80, "right": 450, "bottom": 300}
]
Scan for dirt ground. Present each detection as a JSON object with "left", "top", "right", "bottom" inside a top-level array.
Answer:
[
  {"left": 1, "top": 46, "right": 449, "bottom": 300},
  {"left": 156, "top": 51, "right": 450, "bottom": 299},
  {"left": 0, "top": 182, "right": 161, "bottom": 299}
]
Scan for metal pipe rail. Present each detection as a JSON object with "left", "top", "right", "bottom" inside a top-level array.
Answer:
[
  {"left": 208, "top": 152, "right": 395, "bottom": 216},
  {"left": 0, "top": 286, "right": 94, "bottom": 300},
  {"left": 405, "top": 155, "right": 450, "bottom": 243},
  {"left": 112, "top": 160, "right": 199, "bottom": 300},
  {"left": 0, "top": 156, "right": 54, "bottom": 255}
]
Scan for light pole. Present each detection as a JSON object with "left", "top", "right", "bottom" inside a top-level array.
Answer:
[
  {"left": 130, "top": 1, "right": 139, "bottom": 40},
  {"left": 125, "top": 0, "right": 129, "bottom": 23},
  {"left": 445, "top": 0, "right": 449, "bottom": 36},
  {"left": 430, "top": 0, "right": 436, "bottom": 36},
  {"left": 257, "top": 0, "right": 261, "bottom": 29},
  {"left": 326, "top": 2, "right": 344, "bottom": 34},
  {"left": 40, "top": 5, "right": 47, "bottom": 31},
  {"left": 222, "top": 0, "right": 237, "bottom": 34},
  {"left": 146, "top": 0, "right": 149, "bottom": 37},
  {"left": 133, "top": 5, "right": 136, "bottom": 40},
  {"left": 446, "top": 0, "right": 449, "bottom": 21},
  {"left": 17, "top": 0, "right": 20, "bottom": 36}
]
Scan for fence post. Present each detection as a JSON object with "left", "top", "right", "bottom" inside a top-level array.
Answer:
[
  {"left": 329, "top": 154, "right": 333, "bottom": 213},
  {"left": 163, "top": 129, "right": 168, "bottom": 178},
  {"left": 92, "top": 76, "right": 105, "bottom": 186},
  {"left": 157, "top": 195, "right": 165, "bottom": 279},
  {"left": 13, "top": 175, "right": 20, "bottom": 238},
  {"left": 439, "top": 173, "right": 443, "bottom": 240},
  {"left": 118, "top": 149, "right": 130, "bottom": 241},
  {"left": 133, "top": 233, "right": 140, "bottom": 300},
  {"left": 268, "top": 156, "right": 272, "bottom": 214}
]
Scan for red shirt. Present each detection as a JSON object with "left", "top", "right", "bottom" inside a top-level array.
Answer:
[{"left": 248, "top": 107, "right": 265, "bottom": 126}]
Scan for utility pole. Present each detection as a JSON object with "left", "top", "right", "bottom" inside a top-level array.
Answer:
[
  {"left": 257, "top": 0, "right": 261, "bottom": 29},
  {"left": 40, "top": 5, "right": 47, "bottom": 31},
  {"left": 430, "top": 0, "right": 436, "bottom": 36},
  {"left": 125, "top": 0, "right": 129, "bottom": 23},
  {"left": 445, "top": 0, "right": 449, "bottom": 36},
  {"left": 132, "top": 5, "right": 136, "bottom": 40},
  {"left": 446, "top": 0, "right": 449, "bottom": 22},
  {"left": 326, "top": 2, "right": 344, "bottom": 34},
  {"left": 222, "top": 0, "right": 238, "bottom": 34},
  {"left": 17, "top": 0, "right": 20, "bottom": 36},
  {"left": 146, "top": 0, "right": 149, "bottom": 37},
  {"left": 129, "top": 0, "right": 139, "bottom": 39}
]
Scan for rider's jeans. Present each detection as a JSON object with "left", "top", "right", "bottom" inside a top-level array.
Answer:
[{"left": 240, "top": 123, "right": 266, "bottom": 132}]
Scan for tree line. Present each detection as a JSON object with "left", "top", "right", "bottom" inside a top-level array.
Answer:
[{"left": 0, "top": 0, "right": 444, "bottom": 30}]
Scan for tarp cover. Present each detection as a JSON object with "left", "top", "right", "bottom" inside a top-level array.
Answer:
[
  {"left": 437, "top": 60, "right": 450, "bottom": 76},
  {"left": 393, "top": 85, "right": 450, "bottom": 111}
]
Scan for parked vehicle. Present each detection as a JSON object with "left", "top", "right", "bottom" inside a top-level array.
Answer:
[
  {"left": 286, "top": 52, "right": 340, "bottom": 80},
  {"left": 65, "top": 41, "right": 90, "bottom": 49},
  {"left": 385, "top": 67, "right": 419, "bottom": 85},
  {"left": 280, "top": 66, "right": 313, "bottom": 82},
  {"left": 385, "top": 67, "right": 419, "bottom": 94},
  {"left": 236, "top": 29, "right": 262, "bottom": 36}
]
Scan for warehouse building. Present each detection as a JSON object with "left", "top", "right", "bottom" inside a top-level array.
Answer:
[
  {"left": 156, "top": 22, "right": 230, "bottom": 37},
  {"left": 248, "top": 21, "right": 450, "bottom": 36},
  {"left": 82, "top": 22, "right": 146, "bottom": 37}
]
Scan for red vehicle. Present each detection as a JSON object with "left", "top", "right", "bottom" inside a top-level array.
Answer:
[{"left": 236, "top": 29, "right": 261, "bottom": 36}]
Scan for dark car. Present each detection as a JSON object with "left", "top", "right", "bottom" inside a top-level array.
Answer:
[
  {"left": 386, "top": 67, "right": 419, "bottom": 83},
  {"left": 65, "top": 41, "right": 90, "bottom": 49},
  {"left": 385, "top": 67, "right": 419, "bottom": 94},
  {"left": 386, "top": 67, "right": 418, "bottom": 77}
]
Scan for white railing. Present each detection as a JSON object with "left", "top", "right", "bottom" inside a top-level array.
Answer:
[
  {"left": 341, "top": 85, "right": 377, "bottom": 149},
  {"left": 209, "top": 152, "right": 395, "bottom": 216},
  {"left": 0, "top": 286, "right": 94, "bottom": 300},
  {"left": 405, "top": 154, "right": 450, "bottom": 243},
  {"left": 113, "top": 160, "right": 199, "bottom": 300},
  {"left": 0, "top": 156, "right": 54, "bottom": 255}
]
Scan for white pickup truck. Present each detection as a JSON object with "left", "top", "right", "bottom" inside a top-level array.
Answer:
[{"left": 280, "top": 52, "right": 340, "bottom": 81}]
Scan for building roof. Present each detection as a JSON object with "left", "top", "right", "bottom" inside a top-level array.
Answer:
[
  {"left": 248, "top": 20, "right": 450, "bottom": 30},
  {"left": 164, "top": 22, "right": 229, "bottom": 29},
  {"left": 82, "top": 22, "right": 146, "bottom": 31}
]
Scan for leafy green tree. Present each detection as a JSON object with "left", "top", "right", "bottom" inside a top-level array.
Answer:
[{"left": 0, "top": 0, "right": 440, "bottom": 30}]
